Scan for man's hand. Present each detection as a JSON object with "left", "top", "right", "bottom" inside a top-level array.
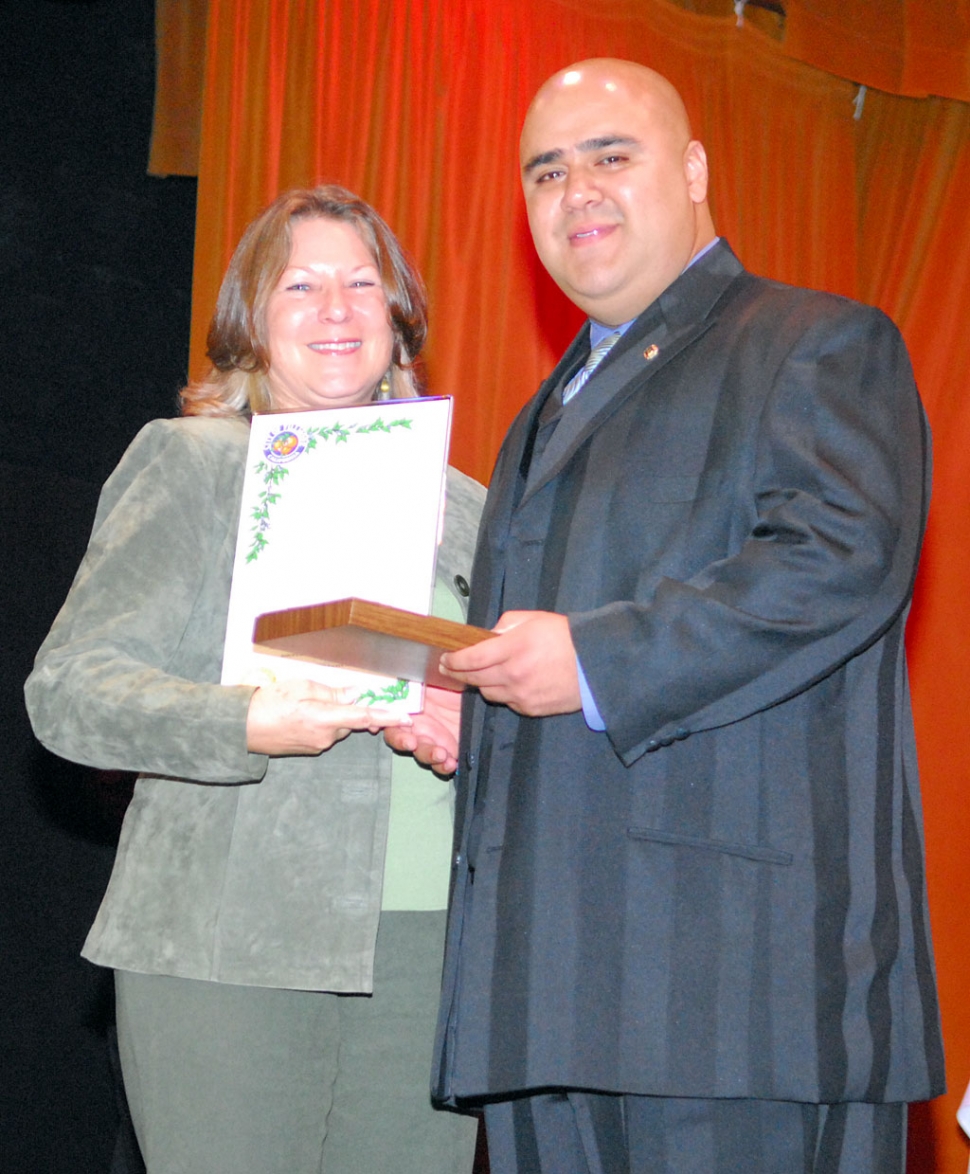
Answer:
[
  {"left": 384, "top": 685, "right": 462, "bottom": 775},
  {"left": 246, "top": 679, "right": 409, "bottom": 756},
  {"left": 440, "top": 611, "right": 581, "bottom": 716}
]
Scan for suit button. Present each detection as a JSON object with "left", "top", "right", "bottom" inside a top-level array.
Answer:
[
  {"left": 454, "top": 852, "right": 463, "bottom": 867},
  {"left": 660, "top": 735, "right": 675, "bottom": 748},
  {"left": 675, "top": 727, "right": 689, "bottom": 740},
  {"left": 646, "top": 739, "right": 659, "bottom": 751},
  {"left": 454, "top": 574, "right": 470, "bottom": 597},
  {"left": 465, "top": 751, "right": 476, "bottom": 769}
]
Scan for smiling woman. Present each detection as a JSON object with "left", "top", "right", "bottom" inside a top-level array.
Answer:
[
  {"left": 265, "top": 218, "right": 395, "bottom": 411},
  {"left": 183, "top": 185, "right": 428, "bottom": 417},
  {"left": 23, "top": 185, "right": 483, "bottom": 1174}
]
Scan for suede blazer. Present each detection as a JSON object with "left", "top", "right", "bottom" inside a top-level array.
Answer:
[
  {"left": 25, "top": 416, "right": 484, "bottom": 993},
  {"left": 433, "top": 242, "right": 944, "bottom": 1107}
]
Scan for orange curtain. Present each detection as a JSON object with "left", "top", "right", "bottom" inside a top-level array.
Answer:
[
  {"left": 151, "top": 0, "right": 970, "bottom": 170},
  {"left": 784, "top": 0, "right": 970, "bottom": 101},
  {"left": 190, "top": 1, "right": 859, "bottom": 479},
  {"left": 857, "top": 89, "right": 970, "bottom": 1171},
  {"left": 185, "top": 2, "right": 970, "bottom": 1169},
  {"left": 148, "top": 0, "right": 208, "bottom": 177}
]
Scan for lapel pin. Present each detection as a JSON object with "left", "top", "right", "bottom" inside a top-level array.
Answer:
[{"left": 643, "top": 344, "right": 660, "bottom": 361}]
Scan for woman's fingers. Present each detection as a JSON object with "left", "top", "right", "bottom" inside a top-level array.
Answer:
[{"left": 246, "top": 680, "right": 410, "bottom": 756}]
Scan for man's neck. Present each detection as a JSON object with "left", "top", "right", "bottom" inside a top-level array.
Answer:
[{"left": 588, "top": 237, "right": 721, "bottom": 344}]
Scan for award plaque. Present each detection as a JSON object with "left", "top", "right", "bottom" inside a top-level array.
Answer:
[{"left": 253, "top": 598, "right": 494, "bottom": 691}]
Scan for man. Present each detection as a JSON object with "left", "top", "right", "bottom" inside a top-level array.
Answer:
[{"left": 391, "top": 59, "right": 944, "bottom": 1172}]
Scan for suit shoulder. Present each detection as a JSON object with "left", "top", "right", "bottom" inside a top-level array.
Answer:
[
  {"left": 731, "top": 272, "right": 899, "bottom": 334},
  {"left": 721, "top": 274, "right": 907, "bottom": 364}
]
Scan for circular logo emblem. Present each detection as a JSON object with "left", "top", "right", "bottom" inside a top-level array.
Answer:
[{"left": 263, "top": 425, "right": 308, "bottom": 465}]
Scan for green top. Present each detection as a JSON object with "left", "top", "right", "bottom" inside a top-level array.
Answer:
[{"left": 382, "top": 580, "right": 464, "bottom": 910}]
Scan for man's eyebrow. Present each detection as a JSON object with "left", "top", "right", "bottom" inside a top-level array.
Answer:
[
  {"left": 577, "top": 135, "right": 639, "bottom": 153},
  {"left": 522, "top": 136, "right": 640, "bottom": 176},
  {"left": 522, "top": 148, "right": 564, "bottom": 177}
]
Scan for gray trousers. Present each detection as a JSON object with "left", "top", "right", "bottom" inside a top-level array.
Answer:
[
  {"left": 484, "top": 1091, "right": 907, "bottom": 1174},
  {"left": 115, "top": 911, "right": 477, "bottom": 1174}
]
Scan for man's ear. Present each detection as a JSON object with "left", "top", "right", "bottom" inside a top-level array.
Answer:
[{"left": 684, "top": 140, "right": 709, "bottom": 204}]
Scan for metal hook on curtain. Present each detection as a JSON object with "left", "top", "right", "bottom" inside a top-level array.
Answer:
[
  {"left": 733, "top": 1, "right": 786, "bottom": 25},
  {"left": 853, "top": 85, "right": 867, "bottom": 121}
]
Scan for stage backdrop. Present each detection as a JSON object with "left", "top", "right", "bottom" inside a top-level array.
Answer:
[{"left": 157, "top": 2, "right": 970, "bottom": 1169}]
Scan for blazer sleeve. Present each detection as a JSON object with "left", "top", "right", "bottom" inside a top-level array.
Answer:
[
  {"left": 570, "top": 299, "right": 930, "bottom": 765},
  {"left": 24, "top": 419, "right": 269, "bottom": 784}
]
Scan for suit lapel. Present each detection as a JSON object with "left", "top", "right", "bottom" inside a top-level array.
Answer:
[
  {"left": 468, "top": 329, "right": 587, "bottom": 627},
  {"left": 524, "top": 317, "right": 711, "bottom": 499},
  {"left": 479, "top": 325, "right": 589, "bottom": 541},
  {"left": 520, "top": 240, "right": 746, "bottom": 507}
]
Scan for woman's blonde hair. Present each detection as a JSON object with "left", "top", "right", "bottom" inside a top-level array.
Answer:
[{"left": 181, "top": 186, "right": 428, "bottom": 417}]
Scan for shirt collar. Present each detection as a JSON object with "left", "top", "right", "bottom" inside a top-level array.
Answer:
[{"left": 588, "top": 237, "right": 720, "bottom": 348}]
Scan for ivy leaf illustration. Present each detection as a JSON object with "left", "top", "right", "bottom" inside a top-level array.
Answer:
[
  {"left": 245, "top": 417, "right": 416, "bottom": 561},
  {"left": 355, "top": 678, "right": 411, "bottom": 705}
]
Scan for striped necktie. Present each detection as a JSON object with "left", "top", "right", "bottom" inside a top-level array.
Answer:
[{"left": 561, "top": 330, "right": 622, "bottom": 405}]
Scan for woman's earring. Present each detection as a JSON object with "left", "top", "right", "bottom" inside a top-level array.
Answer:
[{"left": 376, "top": 373, "right": 392, "bottom": 401}]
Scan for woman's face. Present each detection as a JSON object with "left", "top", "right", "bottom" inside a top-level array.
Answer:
[{"left": 265, "top": 217, "right": 394, "bottom": 412}]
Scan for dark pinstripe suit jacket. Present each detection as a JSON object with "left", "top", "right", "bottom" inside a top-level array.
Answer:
[{"left": 433, "top": 241, "right": 944, "bottom": 1108}]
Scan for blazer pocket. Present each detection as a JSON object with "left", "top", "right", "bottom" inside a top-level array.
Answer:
[{"left": 626, "top": 825, "right": 793, "bottom": 866}]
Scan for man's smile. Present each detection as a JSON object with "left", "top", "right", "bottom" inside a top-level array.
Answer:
[{"left": 567, "top": 223, "right": 618, "bottom": 247}]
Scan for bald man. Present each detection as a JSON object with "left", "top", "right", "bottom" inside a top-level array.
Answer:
[{"left": 392, "top": 59, "right": 944, "bottom": 1173}]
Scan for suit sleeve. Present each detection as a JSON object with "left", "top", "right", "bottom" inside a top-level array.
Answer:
[
  {"left": 569, "top": 301, "right": 930, "bottom": 765},
  {"left": 24, "top": 420, "right": 269, "bottom": 783}
]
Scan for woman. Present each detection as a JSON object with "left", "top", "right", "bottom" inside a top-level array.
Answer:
[{"left": 24, "top": 186, "right": 483, "bottom": 1174}]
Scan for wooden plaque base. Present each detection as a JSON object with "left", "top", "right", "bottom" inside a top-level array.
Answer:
[{"left": 253, "top": 598, "right": 494, "bottom": 691}]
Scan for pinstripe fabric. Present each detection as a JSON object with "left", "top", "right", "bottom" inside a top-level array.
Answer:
[
  {"left": 433, "top": 243, "right": 944, "bottom": 1125},
  {"left": 484, "top": 1094, "right": 905, "bottom": 1174}
]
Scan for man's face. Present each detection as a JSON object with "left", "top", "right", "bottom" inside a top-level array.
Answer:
[{"left": 520, "top": 65, "right": 710, "bottom": 326}]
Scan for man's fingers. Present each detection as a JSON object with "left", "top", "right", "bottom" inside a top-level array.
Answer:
[{"left": 384, "top": 726, "right": 419, "bottom": 752}]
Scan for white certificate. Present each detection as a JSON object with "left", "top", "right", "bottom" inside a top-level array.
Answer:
[{"left": 221, "top": 396, "right": 453, "bottom": 711}]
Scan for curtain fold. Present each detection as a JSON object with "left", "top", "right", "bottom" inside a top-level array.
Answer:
[
  {"left": 784, "top": 0, "right": 970, "bottom": 102},
  {"left": 150, "top": 0, "right": 970, "bottom": 175},
  {"left": 148, "top": 0, "right": 207, "bottom": 177},
  {"left": 180, "top": 2, "right": 969, "bottom": 1169},
  {"left": 857, "top": 91, "right": 970, "bottom": 1171}
]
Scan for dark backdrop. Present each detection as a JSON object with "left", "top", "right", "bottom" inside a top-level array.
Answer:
[{"left": 1, "top": 0, "right": 196, "bottom": 1168}]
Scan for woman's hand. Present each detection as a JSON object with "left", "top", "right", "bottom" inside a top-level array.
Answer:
[
  {"left": 384, "top": 685, "right": 461, "bottom": 775},
  {"left": 246, "top": 679, "right": 410, "bottom": 756}
]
